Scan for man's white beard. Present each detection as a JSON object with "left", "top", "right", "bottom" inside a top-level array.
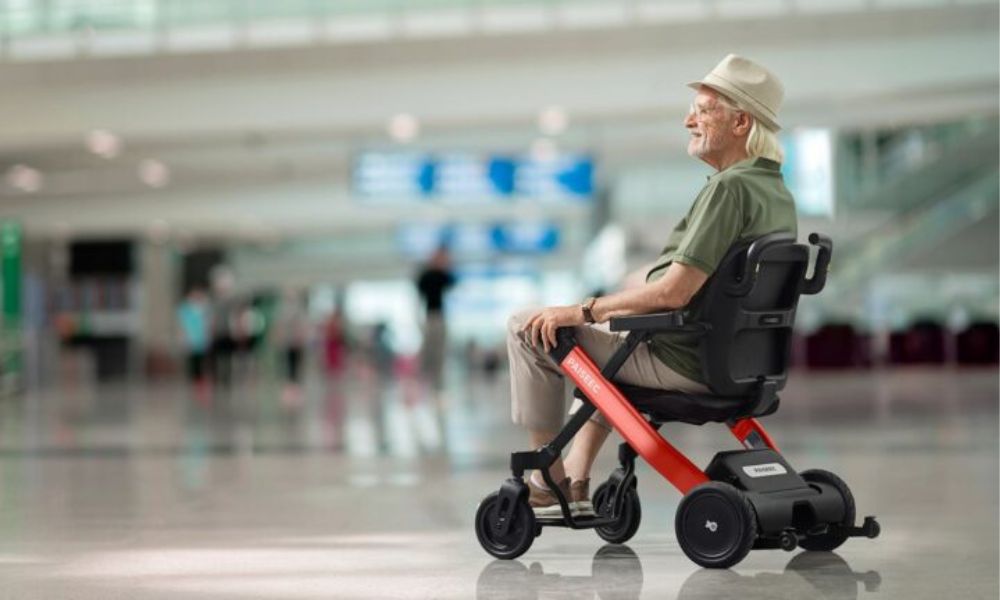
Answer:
[
  {"left": 688, "top": 136, "right": 711, "bottom": 159},
  {"left": 689, "top": 131, "right": 727, "bottom": 161}
]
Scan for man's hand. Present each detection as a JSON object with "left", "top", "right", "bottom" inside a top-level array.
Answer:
[{"left": 521, "top": 305, "right": 585, "bottom": 352}]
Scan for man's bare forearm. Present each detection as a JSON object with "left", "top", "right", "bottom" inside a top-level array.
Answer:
[
  {"left": 591, "top": 281, "right": 677, "bottom": 323},
  {"left": 621, "top": 262, "right": 657, "bottom": 290},
  {"left": 591, "top": 262, "right": 708, "bottom": 323}
]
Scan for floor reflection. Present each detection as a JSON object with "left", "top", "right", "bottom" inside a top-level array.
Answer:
[
  {"left": 2, "top": 365, "right": 994, "bottom": 463},
  {"left": 677, "top": 552, "right": 881, "bottom": 600},
  {"left": 477, "top": 545, "right": 643, "bottom": 600},
  {"left": 476, "top": 548, "right": 880, "bottom": 600}
]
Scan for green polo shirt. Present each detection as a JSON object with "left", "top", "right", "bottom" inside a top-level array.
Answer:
[{"left": 645, "top": 157, "right": 798, "bottom": 385}]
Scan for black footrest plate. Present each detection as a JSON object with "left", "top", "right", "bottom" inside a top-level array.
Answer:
[{"left": 536, "top": 514, "right": 598, "bottom": 523}]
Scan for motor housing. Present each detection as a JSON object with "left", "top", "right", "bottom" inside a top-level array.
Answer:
[{"left": 704, "top": 449, "right": 847, "bottom": 535}]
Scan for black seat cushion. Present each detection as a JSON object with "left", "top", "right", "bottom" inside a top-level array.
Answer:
[{"left": 576, "top": 384, "right": 779, "bottom": 426}]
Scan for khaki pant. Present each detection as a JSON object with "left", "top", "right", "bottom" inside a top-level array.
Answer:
[
  {"left": 421, "top": 313, "right": 447, "bottom": 389},
  {"left": 506, "top": 308, "right": 709, "bottom": 432}
]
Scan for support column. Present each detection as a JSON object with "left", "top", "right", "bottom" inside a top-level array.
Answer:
[{"left": 139, "top": 239, "right": 178, "bottom": 378}]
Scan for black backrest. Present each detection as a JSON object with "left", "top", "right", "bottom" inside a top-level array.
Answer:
[{"left": 694, "top": 232, "right": 832, "bottom": 396}]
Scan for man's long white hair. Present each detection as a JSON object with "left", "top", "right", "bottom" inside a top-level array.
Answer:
[{"left": 716, "top": 93, "right": 784, "bottom": 163}]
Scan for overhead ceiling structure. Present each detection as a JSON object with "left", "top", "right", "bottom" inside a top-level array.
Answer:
[{"left": 0, "top": 0, "right": 995, "bottom": 243}]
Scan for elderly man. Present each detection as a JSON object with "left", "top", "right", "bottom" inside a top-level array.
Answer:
[{"left": 507, "top": 54, "right": 798, "bottom": 518}]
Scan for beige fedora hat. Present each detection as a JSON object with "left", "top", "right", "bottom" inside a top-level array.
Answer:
[{"left": 688, "top": 54, "right": 784, "bottom": 131}]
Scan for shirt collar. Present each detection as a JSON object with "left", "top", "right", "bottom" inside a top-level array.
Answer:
[{"left": 707, "top": 156, "right": 781, "bottom": 180}]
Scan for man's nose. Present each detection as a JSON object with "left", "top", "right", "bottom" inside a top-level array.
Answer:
[{"left": 684, "top": 112, "right": 696, "bottom": 128}]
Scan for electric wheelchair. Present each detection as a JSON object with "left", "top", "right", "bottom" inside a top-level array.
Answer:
[{"left": 474, "top": 232, "right": 880, "bottom": 568}]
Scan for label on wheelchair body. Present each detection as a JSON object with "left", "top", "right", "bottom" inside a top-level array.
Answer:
[
  {"left": 741, "top": 463, "right": 788, "bottom": 478},
  {"left": 706, "top": 449, "right": 808, "bottom": 494}
]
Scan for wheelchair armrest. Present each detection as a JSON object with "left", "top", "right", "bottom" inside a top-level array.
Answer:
[
  {"left": 609, "top": 311, "right": 687, "bottom": 332},
  {"left": 550, "top": 312, "right": 705, "bottom": 380}
]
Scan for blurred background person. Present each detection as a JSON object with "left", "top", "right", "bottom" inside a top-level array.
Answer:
[
  {"left": 322, "top": 307, "right": 349, "bottom": 380},
  {"left": 231, "top": 297, "right": 265, "bottom": 384},
  {"left": 320, "top": 306, "right": 349, "bottom": 451},
  {"left": 208, "top": 267, "right": 238, "bottom": 389},
  {"left": 273, "top": 288, "right": 310, "bottom": 406},
  {"left": 369, "top": 321, "right": 396, "bottom": 379},
  {"left": 415, "top": 246, "right": 456, "bottom": 390},
  {"left": 176, "top": 287, "right": 210, "bottom": 391}
]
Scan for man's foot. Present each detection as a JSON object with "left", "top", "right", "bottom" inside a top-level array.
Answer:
[
  {"left": 528, "top": 476, "right": 572, "bottom": 518},
  {"left": 570, "top": 478, "right": 595, "bottom": 517},
  {"left": 528, "top": 475, "right": 595, "bottom": 518}
]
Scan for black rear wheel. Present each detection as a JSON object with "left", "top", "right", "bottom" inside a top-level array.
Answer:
[
  {"left": 675, "top": 482, "right": 757, "bottom": 569},
  {"left": 593, "top": 481, "right": 642, "bottom": 544},
  {"left": 799, "top": 469, "right": 855, "bottom": 552},
  {"left": 475, "top": 491, "right": 536, "bottom": 560}
]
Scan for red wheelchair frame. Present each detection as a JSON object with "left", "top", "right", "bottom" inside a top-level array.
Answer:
[{"left": 559, "top": 345, "right": 778, "bottom": 495}]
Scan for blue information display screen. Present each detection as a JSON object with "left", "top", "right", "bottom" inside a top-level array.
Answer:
[
  {"left": 355, "top": 152, "right": 593, "bottom": 202},
  {"left": 397, "top": 222, "right": 560, "bottom": 257}
]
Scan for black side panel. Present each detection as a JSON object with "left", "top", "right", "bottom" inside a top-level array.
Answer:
[
  {"left": 704, "top": 449, "right": 807, "bottom": 493},
  {"left": 747, "top": 486, "right": 849, "bottom": 535}
]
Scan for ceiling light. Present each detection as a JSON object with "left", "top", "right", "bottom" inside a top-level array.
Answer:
[
  {"left": 86, "top": 129, "right": 122, "bottom": 159},
  {"left": 5, "top": 164, "right": 42, "bottom": 193},
  {"left": 530, "top": 138, "right": 558, "bottom": 163},
  {"left": 538, "top": 106, "right": 569, "bottom": 136},
  {"left": 139, "top": 159, "right": 170, "bottom": 188},
  {"left": 388, "top": 113, "right": 420, "bottom": 143}
]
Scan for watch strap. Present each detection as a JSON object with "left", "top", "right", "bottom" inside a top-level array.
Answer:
[{"left": 581, "top": 296, "right": 598, "bottom": 323}]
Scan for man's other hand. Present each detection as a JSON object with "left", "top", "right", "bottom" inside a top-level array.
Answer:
[{"left": 521, "top": 305, "right": 585, "bottom": 352}]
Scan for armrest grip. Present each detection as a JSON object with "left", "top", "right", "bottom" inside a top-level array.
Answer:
[
  {"left": 802, "top": 232, "right": 834, "bottom": 295},
  {"left": 609, "top": 311, "right": 685, "bottom": 332}
]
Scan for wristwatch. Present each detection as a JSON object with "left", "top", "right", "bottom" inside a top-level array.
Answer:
[{"left": 581, "top": 296, "right": 598, "bottom": 324}]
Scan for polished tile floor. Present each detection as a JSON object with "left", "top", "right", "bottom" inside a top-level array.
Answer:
[{"left": 0, "top": 362, "right": 996, "bottom": 599}]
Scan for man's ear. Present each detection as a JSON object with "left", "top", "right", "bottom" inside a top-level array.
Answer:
[{"left": 733, "top": 112, "right": 753, "bottom": 136}]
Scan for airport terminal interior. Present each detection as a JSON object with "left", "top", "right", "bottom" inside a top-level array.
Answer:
[{"left": 0, "top": 1, "right": 997, "bottom": 598}]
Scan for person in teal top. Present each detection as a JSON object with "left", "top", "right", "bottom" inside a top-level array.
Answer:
[
  {"left": 177, "top": 287, "right": 210, "bottom": 384},
  {"left": 506, "top": 55, "right": 799, "bottom": 517}
]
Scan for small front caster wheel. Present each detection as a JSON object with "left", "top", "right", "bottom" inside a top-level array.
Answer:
[
  {"left": 778, "top": 530, "right": 799, "bottom": 552},
  {"left": 675, "top": 482, "right": 757, "bottom": 569},
  {"left": 475, "top": 491, "right": 536, "bottom": 560},
  {"left": 593, "top": 481, "right": 642, "bottom": 544}
]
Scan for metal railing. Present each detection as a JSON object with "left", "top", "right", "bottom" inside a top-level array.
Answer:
[
  {"left": 838, "top": 118, "right": 1000, "bottom": 208},
  {"left": 827, "top": 168, "right": 999, "bottom": 295}
]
